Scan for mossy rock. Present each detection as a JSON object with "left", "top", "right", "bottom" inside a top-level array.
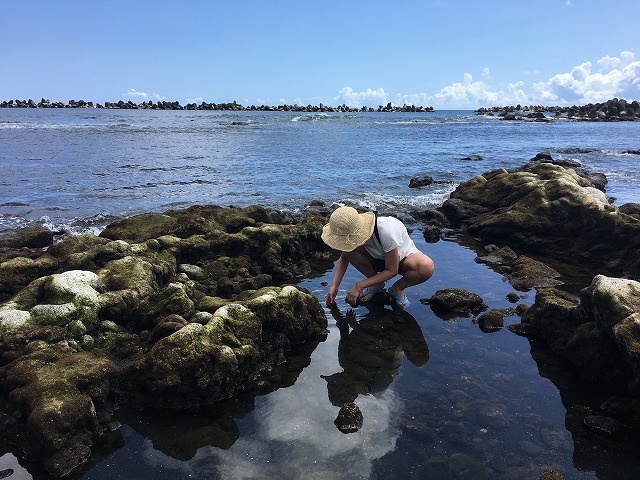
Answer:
[{"left": 1, "top": 345, "right": 119, "bottom": 477}]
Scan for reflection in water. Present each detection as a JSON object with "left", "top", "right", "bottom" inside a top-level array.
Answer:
[
  {"left": 79, "top": 303, "right": 431, "bottom": 480},
  {"left": 322, "top": 304, "right": 429, "bottom": 407},
  {"left": 206, "top": 304, "right": 430, "bottom": 479}
]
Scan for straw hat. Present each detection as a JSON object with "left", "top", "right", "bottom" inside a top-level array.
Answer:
[{"left": 321, "top": 207, "right": 375, "bottom": 252}]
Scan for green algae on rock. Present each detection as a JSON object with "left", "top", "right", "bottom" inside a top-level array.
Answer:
[{"left": 0, "top": 205, "right": 333, "bottom": 477}]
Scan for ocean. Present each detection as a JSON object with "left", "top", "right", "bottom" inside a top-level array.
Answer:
[
  {"left": 1, "top": 108, "right": 639, "bottom": 234},
  {"left": 1, "top": 108, "right": 639, "bottom": 480}
]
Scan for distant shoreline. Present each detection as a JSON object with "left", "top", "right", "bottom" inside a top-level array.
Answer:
[
  {"left": 2, "top": 97, "right": 638, "bottom": 121},
  {"left": 0, "top": 98, "right": 434, "bottom": 113}
]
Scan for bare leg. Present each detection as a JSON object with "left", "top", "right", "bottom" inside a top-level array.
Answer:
[{"left": 391, "top": 252, "right": 434, "bottom": 299}]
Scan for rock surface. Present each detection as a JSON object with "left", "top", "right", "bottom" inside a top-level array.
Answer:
[
  {"left": 0, "top": 205, "right": 333, "bottom": 476},
  {"left": 440, "top": 162, "right": 640, "bottom": 278}
]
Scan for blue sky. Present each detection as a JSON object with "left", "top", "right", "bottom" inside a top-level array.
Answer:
[{"left": 2, "top": 0, "right": 639, "bottom": 109}]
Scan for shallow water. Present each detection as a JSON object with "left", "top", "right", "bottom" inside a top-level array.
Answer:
[{"left": 0, "top": 236, "right": 619, "bottom": 480}]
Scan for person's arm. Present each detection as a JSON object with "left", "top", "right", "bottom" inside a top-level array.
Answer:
[
  {"left": 326, "top": 253, "right": 349, "bottom": 307},
  {"left": 345, "top": 247, "right": 400, "bottom": 305}
]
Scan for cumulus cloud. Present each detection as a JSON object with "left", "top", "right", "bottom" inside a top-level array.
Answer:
[
  {"left": 124, "top": 88, "right": 165, "bottom": 101},
  {"left": 397, "top": 73, "right": 526, "bottom": 109},
  {"left": 387, "top": 51, "right": 640, "bottom": 109},
  {"left": 334, "top": 87, "right": 389, "bottom": 108},
  {"left": 531, "top": 51, "right": 640, "bottom": 104}
]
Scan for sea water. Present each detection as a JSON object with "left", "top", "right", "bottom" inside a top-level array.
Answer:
[
  {"left": 1, "top": 109, "right": 639, "bottom": 234},
  {"left": 1, "top": 109, "right": 639, "bottom": 480}
]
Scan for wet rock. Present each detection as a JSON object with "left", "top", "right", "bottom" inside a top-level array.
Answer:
[
  {"left": 521, "top": 275, "right": 640, "bottom": 389},
  {"left": 440, "top": 162, "right": 640, "bottom": 277},
  {"left": 422, "top": 224, "right": 442, "bottom": 243},
  {"left": 0, "top": 224, "right": 55, "bottom": 249},
  {"left": 538, "top": 467, "right": 566, "bottom": 480},
  {"left": 0, "top": 345, "right": 120, "bottom": 477},
  {"left": 476, "top": 309, "right": 504, "bottom": 332},
  {"left": 423, "top": 288, "right": 488, "bottom": 320},
  {"left": 619, "top": 202, "right": 640, "bottom": 220},
  {"left": 505, "top": 256, "right": 563, "bottom": 291},
  {"left": 0, "top": 205, "right": 333, "bottom": 475},
  {"left": 409, "top": 175, "right": 433, "bottom": 188},
  {"left": 584, "top": 415, "right": 624, "bottom": 434},
  {"left": 506, "top": 292, "right": 520, "bottom": 303},
  {"left": 476, "top": 244, "right": 518, "bottom": 265},
  {"left": 334, "top": 402, "right": 363, "bottom": 433}
]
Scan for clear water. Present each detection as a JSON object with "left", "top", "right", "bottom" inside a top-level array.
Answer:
[{"left": 1, "top": 109, "right": 639, "bottom": 479}]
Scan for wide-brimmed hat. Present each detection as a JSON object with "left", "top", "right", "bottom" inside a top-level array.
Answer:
[{"left": 321, "top": 206, "right": 375, "bottom": 252}]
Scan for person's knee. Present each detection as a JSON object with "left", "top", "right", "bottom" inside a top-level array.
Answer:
[{"left": 418, "top": 256, "right": 434, "bottom": 280}]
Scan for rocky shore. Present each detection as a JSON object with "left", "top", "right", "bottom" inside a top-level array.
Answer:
[
  {"left": 1, "top": 155, "right": 640, "bottom": 477},
  {"left": 475, "top": 97, "right": 640, "bottom": 121},
  {"left": 0, "top": 98, "right": 434, "bottom": 113}
]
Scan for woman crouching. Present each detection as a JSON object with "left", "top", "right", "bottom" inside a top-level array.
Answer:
[{"left": 321, "top": 206, "right": 434, "bottom": 309}]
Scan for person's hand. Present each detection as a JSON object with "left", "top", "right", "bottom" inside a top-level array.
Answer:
[
  {"left": 345, "top": 283, "right": 362, "bottom": 307},
  {"left": 326, "top": 285, "right": 339, "bottom": 307}
]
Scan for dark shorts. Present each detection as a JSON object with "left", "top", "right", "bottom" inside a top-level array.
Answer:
[{"left": 372, "top": 258, "right": 385, "bottom": 272}]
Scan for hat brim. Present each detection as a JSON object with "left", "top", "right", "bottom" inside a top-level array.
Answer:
[{"left": 321, "top": 211, "right": 375, "bottom": 252}]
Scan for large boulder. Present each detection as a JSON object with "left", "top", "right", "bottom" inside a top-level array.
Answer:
[
  {"left": 440, "top": 163, "right": 640, "bottom": 277},
  {"left": 0, "top": 205, "right": 333, "bottom": 476},
  {"left": 520, "top": 275, "right": 640, "bottom": 396}
]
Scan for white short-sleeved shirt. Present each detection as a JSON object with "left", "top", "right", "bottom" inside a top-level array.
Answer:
[{"left": 363, "top": 216, "right": 420, "bottom": 261}]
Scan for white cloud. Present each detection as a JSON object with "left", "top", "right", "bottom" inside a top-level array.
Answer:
[
  {"left": 334, "top": 87, "right": 388, "bottom": 108},
  {"left": 531, "top": 51, "right": 640, "bottom": 104},
  {"left": 124, "top": 88, "right": 165, "bottom": 101},
  {"left": 125, "top": 88, "right": 148, "bottom": 99},
  {"left": 427, "top": 73, "right": 505, "bottom": 107},
  {"left": 387, "top": 51, "right": 640, "bottom": 109}
]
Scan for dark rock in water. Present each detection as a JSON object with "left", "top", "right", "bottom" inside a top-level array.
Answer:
[
  {"left": 460, "top": 154, "right": 483, "bottom": 161},
  {"left": 423, "top": 288, "right": 488, "bottom": 320},
  {"left": 408, "top": 175, "right": 433, "bottom": 188},
  {"left": 584, "top": 415, "right": 624, "bottom": 434},
  {"left": 334, "top": 402, "right": 363, "bottom": 433},
  {"left": 476, "top": 244, "right": 518, "bottom": 265},
  {"left": 0, "top": 224, "right": 55, "bottom": 249},
  {"left": 476, "top": 309, "right": 504, "bottom": 332},
  {"left": 422, "top": 224, "right": 442, "bottom": 243},
  {"left": 506, "top": 292, "right": 520, "bottom": 303},
  {"left": 505, "top": 255, "right": 563, "bottom": 291},
  {"left": 619, "top": 202, "right": 640, "bottom": 220},
  {"left": 520, "top": 276, "right": 640, "bottom": 389},
  {"left": 538, "top": 467, "right": 566, "bottom": 480},
  {"left": 531, "top": 152, "right": 554, "bottom": 162}
]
